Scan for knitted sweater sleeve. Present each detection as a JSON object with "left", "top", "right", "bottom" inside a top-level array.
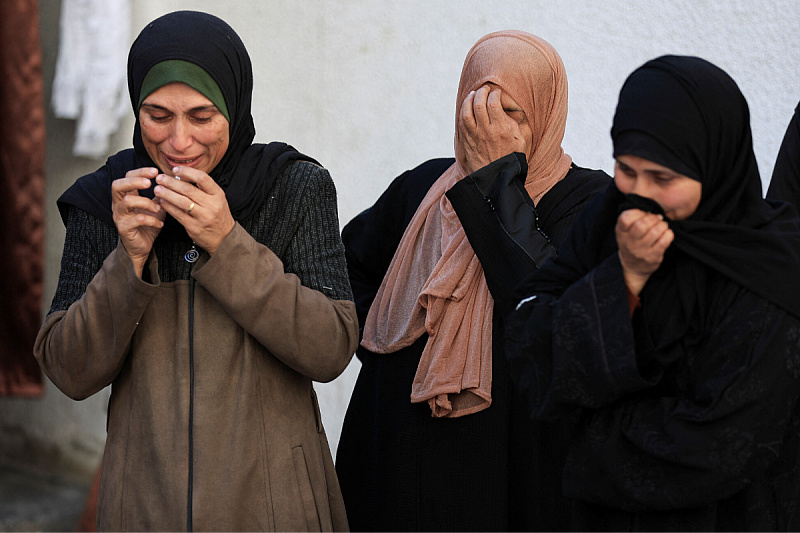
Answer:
[
  {"left": 48, "top": 207, "right": 117, "bottom": 313},
  {"left": 277, "top": 163, "right": 354, "bottom": 302}
]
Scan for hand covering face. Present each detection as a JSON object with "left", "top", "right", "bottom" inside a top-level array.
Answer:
[{"left": 613, "top": 56, "right": 800, "bottom": 321}]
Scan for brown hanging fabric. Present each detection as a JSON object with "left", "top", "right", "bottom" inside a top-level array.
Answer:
[{"left": 0, "top": 0, "right": 45, "bottom": 396}]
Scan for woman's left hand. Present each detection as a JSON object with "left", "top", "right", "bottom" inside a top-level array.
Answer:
[{"left": 153, "top": 166, "right": 235, "bottom": 255}]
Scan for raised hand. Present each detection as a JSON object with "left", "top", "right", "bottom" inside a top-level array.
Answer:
[
  {"left": 457, "top": 84, "right": 528, "bottom": 174},
  {"left": 112, "top": 167, "right": 166, "bottom": 278},
  {"left": 153, "top": 165, "right": 235, "bottom": 255},
  {"left": 615, "top": 208, "right": 674, "bottom": 295}
]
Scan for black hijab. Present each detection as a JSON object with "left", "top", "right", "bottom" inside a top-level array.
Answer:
[
  {"left": 614, "top": 55, "right": 800, "bottom": 319},
  {"left": 766, "top": 102, "right": 800, "bottom": 211},
  {"left": 57, "top": 10, "right": 316, "bottom": 231},
  {"left": 517, "top": 55, "right": 800, "bottom": 372}
]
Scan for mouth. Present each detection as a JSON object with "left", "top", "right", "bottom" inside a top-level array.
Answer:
[{"left": 163, "top": 154, "right": 201, "bottom": 167}]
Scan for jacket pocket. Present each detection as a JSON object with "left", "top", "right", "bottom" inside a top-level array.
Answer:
[{"left": 292, "top": 445, "right": 322, "bottom": 532}]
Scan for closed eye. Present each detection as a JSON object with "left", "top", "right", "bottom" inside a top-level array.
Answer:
[
  {"left": 616, "top": 161, "right": 636, "bottom": 176},
  {"left": 504, "top": 108, "right": 527, "bottom": 124},
  {"left": 649, "top": 172, "right": 678, "bottom": 183}
]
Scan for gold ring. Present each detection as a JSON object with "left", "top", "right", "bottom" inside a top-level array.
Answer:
[{"left": 187, "top": 202, "right": 195, "bottom": 214}]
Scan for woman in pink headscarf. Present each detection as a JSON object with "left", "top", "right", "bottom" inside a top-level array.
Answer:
[{"left": 335, "top": 31, "right": 610, "bottom": 530}]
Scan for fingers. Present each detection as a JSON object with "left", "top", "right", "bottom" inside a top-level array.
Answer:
[
  {"left": 460, "top": 85, "right": 500, "bottom": 132},
  {"left": 656, "top": 224, "right": 675, "bottom": 249},
  {"left": 457, "top": 84, "right": 525, "bottom": 174},
  {"left": 153, "top": 167, "right": 211, "bottom": 213},
  {"left": 471, "top": 86, "right": 505, "bottom": 128},
  {"left": 616, "top": 208, "right": 651, "bottom": 229},
  {"left": 459, "top": 90, "right": 477, "bottom": 133},
  {"left": 153, "top": 166, "right": 222, "bottom": 208},
  {"left": 617, "top": 209, "right": 670, "bottom": 248},
  {"left": 471, "top": 86, "right": 491, "bottom": 128},
  {"left": 112, "top": 167, "right": 158, "bottom": 200},
  {"left": 171, "top": 166, "right": 218, "bottom": 194},
  {"left": 153, "top": 174, "right": 196, "bottom": 216},
  {"left": 152, "top": 166, "right": 235, "bottom": 253},
  {"left": 485, "top": 87, "right": 506, "bottom": 124},
  {"left": 616, "top": 208, "right": 673, "bottom": 281},
  {"left": 114, "top": 208, "right": 165, "bottom": 234},
  {"left": 616, "top": 209, "right": 674, "bottom": 295},
  {"left": 124, "top": 167, "right": 159, "bottom": 180},
  {"left": 112, "top": 168, "right": 162, "bottom": 217}
]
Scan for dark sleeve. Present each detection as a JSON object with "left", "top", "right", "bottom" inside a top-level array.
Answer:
[
  {"left": 506, "top": 253, "right": 800, "bottom": 511},
  {"left": 537, "top": 165, "right": 613, "bottom": 246},
  {"left": 341, "top": 158, "right": 454, "bottom": 330},
  {"left": 278, "top": 163, "right": 354, "bottom": 301},
  {"left": 505, "top": 252, "right": 642, "bottom": 421},
  {"left": 447, "top": 153, "right": 550, "bottom": 316},
  {"left": 447, "top": 154, "right": 611, "bottom": 316},
  {"left": 49, "top": 207, "right": 118, "bottom": 313},
  {"left": 766, "top": 103, "right": 800, "bottom": 209}
]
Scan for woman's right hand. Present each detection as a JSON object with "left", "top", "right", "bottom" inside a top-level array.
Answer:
[
  {"left": 457, "top": 85, "right": 527, "bottom": 174},
  {"left": 112, "top": 167, "right": 166, "bottom": 278},
  {"left": 615, "top": 208, "right": 674, "bottom": 295}
]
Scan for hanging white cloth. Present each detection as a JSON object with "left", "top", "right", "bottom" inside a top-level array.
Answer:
[{"left": 52, "top": 0, "right": 131, "bottom": 158}]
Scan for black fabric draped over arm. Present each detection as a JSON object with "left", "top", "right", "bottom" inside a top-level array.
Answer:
[{"left": 446, "top": 152, "right": 610, "bottom": 317}]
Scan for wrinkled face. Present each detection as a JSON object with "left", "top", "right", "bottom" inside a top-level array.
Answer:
[
  {"left": 614, "top": 154, "right": 702, "bottom": 220},
  {"left": 485, "top": 82, "right": 534, "bottom": 157},
  {"left": 139, "top": 82, "right": 229, "bottom": 176}
]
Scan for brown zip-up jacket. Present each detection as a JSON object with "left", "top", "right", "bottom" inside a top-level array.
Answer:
[{"left": 35, "top": 161, "right": 358, "bottom": 531}]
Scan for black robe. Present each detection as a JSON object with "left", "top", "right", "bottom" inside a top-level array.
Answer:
[
  {"left": 335, "top": 154, "right": 610, "bottom": 531},
  {"left": 505, "top": 184, "right": 800, "bottom": 531},
  {"left": 502, "top": 56, "right": 800, "bottom": 531}
]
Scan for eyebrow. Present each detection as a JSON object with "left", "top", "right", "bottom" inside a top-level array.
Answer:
[
  {"left": 642, "top": 166, "right": 679, "bottom": 177},
  {"left": 617, "top": 160, "right": 677, "bottom": 176},
  {"left": 140, "top": 103, "right": 219, "bottom": 113}
]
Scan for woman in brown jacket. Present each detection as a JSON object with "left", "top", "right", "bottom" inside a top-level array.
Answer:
[{"left": 34, "top": 11, "right": 358, "bottom": 531}]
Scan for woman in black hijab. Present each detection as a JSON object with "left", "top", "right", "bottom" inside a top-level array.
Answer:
[
  {"left": 505, "top": 55, "right": 800, "bottom": 531},
  {"left": 35, "top": 11, "right": 358, "bottom": 531}
]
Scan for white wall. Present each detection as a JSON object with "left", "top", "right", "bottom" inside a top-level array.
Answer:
[{"left": 3, "top": 0, "right": 798, "bottom": 475}]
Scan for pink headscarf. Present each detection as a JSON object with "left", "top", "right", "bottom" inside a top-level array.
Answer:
[{"left": 361, "top": 31, "right": 572, "bottom": 417}]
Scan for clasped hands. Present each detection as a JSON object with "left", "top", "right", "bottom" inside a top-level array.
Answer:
[{"left": 111, "top": 166, "right": 235, "bottom": 277}]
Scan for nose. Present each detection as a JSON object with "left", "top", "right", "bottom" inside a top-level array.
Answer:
[
  {"left": 629, "top": 177, "right": 653, "bottom": 198},
  {"left": 169, "top": 118, "right": 193, "bottom": 152}
]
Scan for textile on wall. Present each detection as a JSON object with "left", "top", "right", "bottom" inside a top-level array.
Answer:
[
  {"left": 0, "top": 0, "right": 45, "bottom": 396},
  {"left": 51, "top": 0, "right": 130, "bottom": 158}
]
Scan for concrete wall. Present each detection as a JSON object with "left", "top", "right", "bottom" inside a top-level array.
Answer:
[{"left": 2, "top": 0, "right": 798, "bottom": 477}]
